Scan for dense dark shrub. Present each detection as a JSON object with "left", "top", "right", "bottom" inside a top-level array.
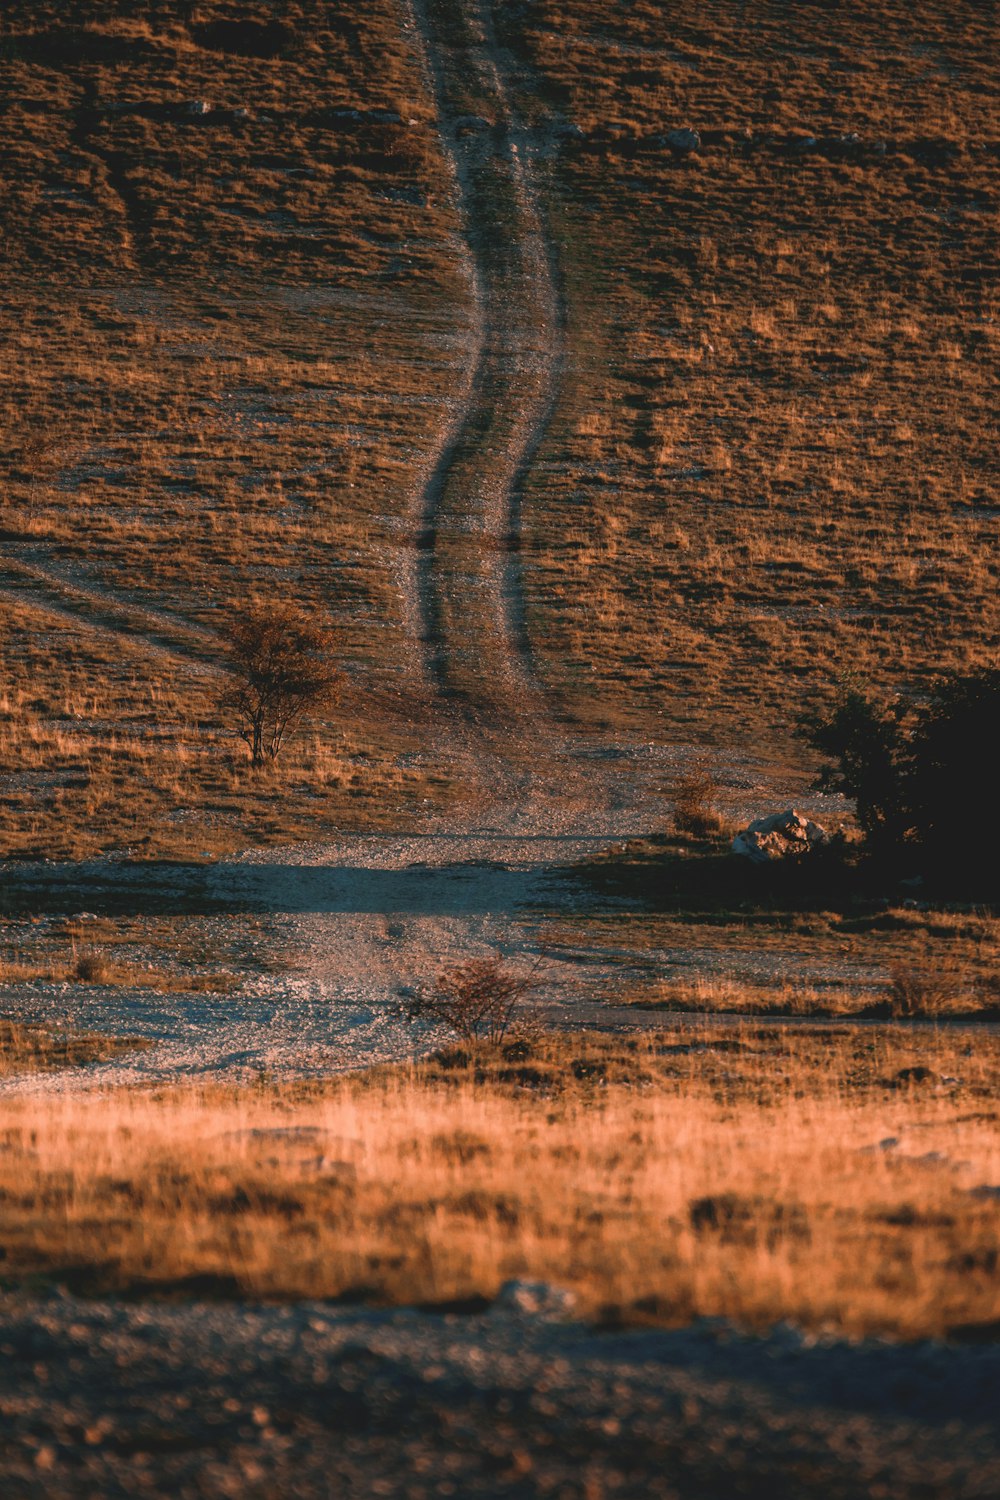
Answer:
[
  {"left": 908, "top": 670, "right": 1000, "bottom": 879},
  {"left": 802, "top": 683, "right": 910, "bottom": 851},
  {"left": 802, "top": 667, "right": 1000, "bottom": 889},
  {"left": 191, "top": 20, "right": 293, "bottom": 59}
]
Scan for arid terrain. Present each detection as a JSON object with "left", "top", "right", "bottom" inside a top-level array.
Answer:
[{"left": 0, "top": 1, "right": 997, "bottom": 1495}]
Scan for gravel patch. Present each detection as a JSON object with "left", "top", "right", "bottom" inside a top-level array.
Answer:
[{"left": 0, "top": 1289, "right": 997, "bottom": 1498}]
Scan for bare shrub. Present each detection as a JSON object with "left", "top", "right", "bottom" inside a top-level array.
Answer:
[
  {"left": 222, "top": 603, "right": 342, "bottom": 766},
  {"left": 74, "top": 949, "right": 115, "bottom": 984},
  {"left": 400, "top": 954, "right": 545, "bottom": 1045},
  {"left": 668, "top": 757, "right": 724, "bottom": 836},
  {"left": 887, "top": 963, "right": 966, "bottom": 1018}
]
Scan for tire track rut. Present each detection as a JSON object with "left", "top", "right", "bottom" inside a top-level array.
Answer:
[{"left": 404, "top": 0, "right": 564, "bottom": 722}]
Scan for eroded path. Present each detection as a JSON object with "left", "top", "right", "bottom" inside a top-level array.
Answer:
[{"left": 404, "top": 0, "right": 562, "bottom": 717}]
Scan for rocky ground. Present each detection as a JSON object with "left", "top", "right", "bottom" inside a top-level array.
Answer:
[{"left": 1, "top": 1284, "right": 998, "bottom": 1499}]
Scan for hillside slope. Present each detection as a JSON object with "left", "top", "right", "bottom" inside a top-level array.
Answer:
[{"left": 0, "top": 0, "right": 996, "bottom": 856}]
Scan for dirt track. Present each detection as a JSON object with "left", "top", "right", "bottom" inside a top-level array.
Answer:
[{"left": 404, "top": 0, "right": 563, "bottom": 714}]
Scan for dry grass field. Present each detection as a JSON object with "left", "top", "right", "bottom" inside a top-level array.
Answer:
[
  {"left": 0, "top": 0, "right": 467, "bottom": 856},
  {"left": 1, "top": 1027, "right": 997, "bottom": 1340},
  {"left": 500, "top": 0, "right": 999, "bottom": 736},
  {"left": 0, "top": 0, "right": 995, "bottom": 856}
]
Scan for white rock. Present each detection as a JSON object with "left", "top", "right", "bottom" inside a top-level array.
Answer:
[
  {"left": 491, "top": 1280, "right": 576, "bottom": 1319},
  {"left": 732, "top": 807, "right": 830, "bottom": 864}
]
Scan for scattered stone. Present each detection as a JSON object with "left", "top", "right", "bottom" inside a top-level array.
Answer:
[
  {"left": 731, "top": 808, "right": 830, "bottom": 864},
  {"left": 491, "top": 1280, "right": 575, "bottom": 1319},
  {"left": 665, "top": 127, "right": 701, "bottom": 153}
]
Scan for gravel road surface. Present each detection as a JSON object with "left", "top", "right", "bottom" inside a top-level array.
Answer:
[{"left": 2, "top": 1285, "right": 998, "bottom": 1499}]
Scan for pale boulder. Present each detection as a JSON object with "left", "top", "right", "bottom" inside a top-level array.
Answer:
[{"left": 732, "top": 807, "right": 830, "bottom": 864}]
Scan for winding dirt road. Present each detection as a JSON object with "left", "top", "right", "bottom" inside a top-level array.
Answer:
[{"left": 404, "top": 0, "right": 563, "bottom": 717}]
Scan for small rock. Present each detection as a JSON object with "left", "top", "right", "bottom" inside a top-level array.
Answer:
[
  {"left": 665, "top": 127, "right": 701, "bottom": 154},
  {"left": 860, "top": 1136, "right": 900, "bottom": 1153},
  {"left": 732, "top": 808, "right": 830, "bottom": 864},
  {"left": 491, "top": 1280, "right": 576, "bottom": 1319}
]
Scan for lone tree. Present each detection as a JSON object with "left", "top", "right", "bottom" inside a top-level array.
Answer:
[{"left": 222, "top": 602, "right": 342, "bottom": 765}]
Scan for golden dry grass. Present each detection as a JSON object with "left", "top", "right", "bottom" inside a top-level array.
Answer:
[
  {"left": 0, "top": 1019, "right": 150, "bottom": 1076},
  {"left": 1, "top": 1029, "right": 997, "bottom": 1338},
  {"left": 0, "top": 0, "right": 996, "bottom": 858},
  {"left": 504, "top": 0, "right": 1000, "bottom": 739},
  {"left": 0, "top": 1, "right": 466, "bottom": 856}
]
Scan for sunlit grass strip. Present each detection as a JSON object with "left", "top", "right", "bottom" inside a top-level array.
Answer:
[{"left": 1, "top": 1031, "right": 997, "bottom": 1338}]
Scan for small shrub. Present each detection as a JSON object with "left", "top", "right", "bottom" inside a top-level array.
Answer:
[
  {"left": 887, "top": 963, "right": 965, "bottom": 1018},
  {"left": 399, "top": 954, "right": 545, "bottom": 1045},
  {"left": 74, "top": 949, "right": 115, "bottom": 984},
  {"left": 668, "top": 758, "right": 724, "bottom": 836},
  {"left": 222, "top": 602, "right": 342, "bottom": 766}
]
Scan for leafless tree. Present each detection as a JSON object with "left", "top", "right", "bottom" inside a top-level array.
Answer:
[
  {"left": 399, "top": 952, "right": 547, "bottom": 1045},
  {"left": 222, "top": 602, "right": 342, "bottom": 766}
]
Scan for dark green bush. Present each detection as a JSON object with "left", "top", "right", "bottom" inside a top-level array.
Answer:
[{"left": 802, "top": 667, "right": 1000, "bottom": 890}]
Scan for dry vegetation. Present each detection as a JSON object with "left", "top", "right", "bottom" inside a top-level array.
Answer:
[
  {"left": 499, "top": 0, "right": 999, "bottom": 739},
  {"left": 560, "top": 832, "right": 1000, "bottom": 1015},
  {"left": 0, "top": 1028, "right": 997, "bottom": 1339},
  {"left": 0, "top": 1018, "right": 149, "bottom": 1076},
  {"left": 0, "top": 0, "right": 468, "bottom": 856},
  {"left": 0, "top": 1, "right": 994, "bottom": 857},
  {"left": 0, "top": 912, "right": 265, "bottom": 992}
]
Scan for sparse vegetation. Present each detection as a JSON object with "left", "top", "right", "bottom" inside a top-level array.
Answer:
[
  {"left": 0, "top": 1019, "right": 150, "bottom": 1076},
  {"left": 667, "top": 758, "right": 725, "bottom": 837},
  {"left": 0, "top": 1, "right": 996, "bottom": 853},
  {"left": 0, "top": 1027, "right": 997, "bottom": 1338}
]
